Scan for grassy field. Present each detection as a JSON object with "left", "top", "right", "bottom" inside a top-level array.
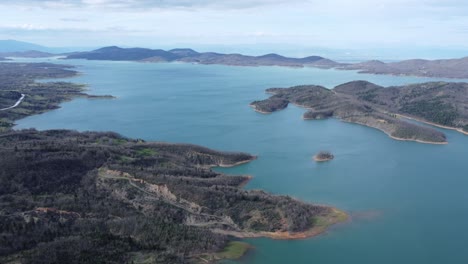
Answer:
[
  {"left": 196, "top": 241, "right": 251, "bottom": 263},
  {"left": 216, "top": 241, "right": 250, "bottom": 260}
]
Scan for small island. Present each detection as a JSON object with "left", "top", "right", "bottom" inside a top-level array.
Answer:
[{"left": 314, "top": 151, "right": 335, "bottom": 162}]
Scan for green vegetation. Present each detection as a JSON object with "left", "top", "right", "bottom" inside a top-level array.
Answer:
[
  {"left": 400, "top": 100, "right": 458, "bottom": 126},
  {"left": 0, "top": 129, "right": 336, "bottom": 263},
  {"left": 312, "top": 208, "right": 348, "bottom": 227},
  {"left": 136, "top": 147, "right": 157, "bottom": 157},
  {"left": 215, "top": 241, "right": 250, "bottom": 260}
]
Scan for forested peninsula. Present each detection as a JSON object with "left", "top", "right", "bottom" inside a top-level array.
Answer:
[
  {"left": 0, "top": 129, "right": 346, "bottom": 263},
  {"left": 0, "top": 62, "right": 113, "bottom": 132},
  {"left": 251, "top": 81, "right": 468, "bottom": 144}
]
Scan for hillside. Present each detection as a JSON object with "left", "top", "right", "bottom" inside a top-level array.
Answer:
[
  {"left": 0, "top": 50, "right": 55, "bottom": 58},
  {"left": 251, "top": 80, "right": 468, "bottom": 143},
  {"left": 0, "top": 129, "right": 343, "bottom": 263},
  {"left": 66, "top": 46, "right": 340, "bottom": 68},
  {"left": 0, "top": 40, "right": 48, "bottom": 52},
  {"left": 340, "top": 57, "right": 468, "bottom": 78}
]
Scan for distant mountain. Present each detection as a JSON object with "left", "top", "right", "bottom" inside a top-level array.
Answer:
[
  {"left": 168, "top": 48, "right": 200, "bottom": 57},
  {"left": 0, "top": 39, "right": 96, "bottom": 53},
  {"left": 65, "top": 45, "right": 468, "bottom": 78},
  {"left": 340, "top": 57, "right": 468, "bottom": 78},
  {"left": 0, "top": 50, "right": 55, "bottom": 58},
  {"left": 67, "top": 46, "right": 179, "bottom": 61},
  {"left": 66, "top": 46, "right": 341, "bottom": 68},
  {"left": 0, "top": 40, "right": 49, "bottom": 52}
]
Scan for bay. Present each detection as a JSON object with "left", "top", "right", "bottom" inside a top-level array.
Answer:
[{"left": 14, "top": 58, "right": 468, "bottom": 264}]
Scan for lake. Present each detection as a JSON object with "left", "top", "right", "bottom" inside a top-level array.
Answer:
[{"left": 15, "top": 58, "right": 468, "bottom": 264}]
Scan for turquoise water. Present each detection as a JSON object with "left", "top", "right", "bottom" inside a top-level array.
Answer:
[{"left": 15, "top": 59, "right": 468, "bottom": 264}]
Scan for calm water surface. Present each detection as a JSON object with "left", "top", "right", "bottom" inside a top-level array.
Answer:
[{"left": 15, "top": 58, "right": 468, "bottom": 264}]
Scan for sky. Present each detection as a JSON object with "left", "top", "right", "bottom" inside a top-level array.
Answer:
[{"left": 1, "top": 0, "right": 468, "bottom": 58}]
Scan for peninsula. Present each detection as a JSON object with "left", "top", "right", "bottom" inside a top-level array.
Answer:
[
  {"left": 339, "top": 57, "right": 468, "bottom": 79},
  {"left": 251, "top": 80, "right": 468, "bottom": 144},
  {"left": 0, "top": 129, "right": 346, "bottom": 263},
  {"left": 0, "top": 62, "right": 113, "bottom": 132}
]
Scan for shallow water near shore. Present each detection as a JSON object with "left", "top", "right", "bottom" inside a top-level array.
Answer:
[{"left": 14, "top": 58, "right": 468, "bottom": 263}]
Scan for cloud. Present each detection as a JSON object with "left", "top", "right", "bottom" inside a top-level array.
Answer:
[
  {"left": 60, "top": 18, "right": 88, "bottom": 22},
  {"left": 1, "top": 0, "right": 468, "bottom": 50},
  {"left": 0, "top": 0, "right": 302, "bottom": 10},
  {"left": 1, "top": 24, "right": 48, "bottom": 31}
]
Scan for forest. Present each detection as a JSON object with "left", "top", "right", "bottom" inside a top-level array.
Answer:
[
  {"left": 0, "top": 129, "right": 336, "bottom": 263},
  {"left": 0, "top": 62, "right": 112, "bottom": 131},
  {"left": 251, "top": 80, "right": 468, "bottom": 143}
]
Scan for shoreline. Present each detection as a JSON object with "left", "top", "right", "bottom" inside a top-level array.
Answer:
[
  {"left": 217, "top": 156, "right": 257, "bottom": 168},
  {"left": 335, "top": 117, "right": 448, "bottom": 145},
  {"left": 313, "top": 155, "right": 334, "bottom": 162},
  {"left": 238, "top": 175, "right": 253, "bottom": 188},
  {"left": 212, "top": 155, "right": 347, "bottom": 241},
  {"left": 396, "top": 114, "right": 468, "bottom": 136},
  {"left": 287, "top": 103, "right": 449, "bottom": 145},
  {"left": 212, "top": 208, "right": 348, "bottom": 240},
  {"left": 388, "top": 134, "right": 448, "bottom": 145},
  {"left": 249, "top": 104, "right": 272, "bottom": 114},
  {"left": 59, "top": 56, "right": 468, "bottom": 79}
]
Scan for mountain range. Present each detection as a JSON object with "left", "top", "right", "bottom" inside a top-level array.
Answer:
[
  {"left": 1, "top": 40, "right": 468, "bottom": 78},
  {"left": 66, "top": 46, "right": 338, "bottom": 68}
]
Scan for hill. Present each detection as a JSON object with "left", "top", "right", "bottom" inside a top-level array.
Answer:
[
  {"left": 66, "top": 46, "right": 340, "bottom": 68},
  {"left": 67, "top": 46, "right": 179, "bottom": 61},
  {"left": 340, "top": 57, "right": 468, "bottom": 78},
  {"left": 0, "top": 129, "right": 344, "bottom": 263},
  {"left": 0, "top": 50, "right": 55, "bottom": 58},
  {"left": 0, "top": 40, "right": 49, "bottom": 52},
  {"left": 251, "top": 80, "right": 468, "bottom": 144}
]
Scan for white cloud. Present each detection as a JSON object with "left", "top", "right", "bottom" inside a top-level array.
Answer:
[{"left": 0, "top": 0, "right": 467, "bottom": 50}]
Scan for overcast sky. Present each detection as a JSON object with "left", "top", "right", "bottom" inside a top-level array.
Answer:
[{"left": 1, "top": 0, "right": 468, "bottom": 52}]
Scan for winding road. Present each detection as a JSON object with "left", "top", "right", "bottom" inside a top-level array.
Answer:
[{"left": 0, "top": 93, "right": 25, "bottom": 111}]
